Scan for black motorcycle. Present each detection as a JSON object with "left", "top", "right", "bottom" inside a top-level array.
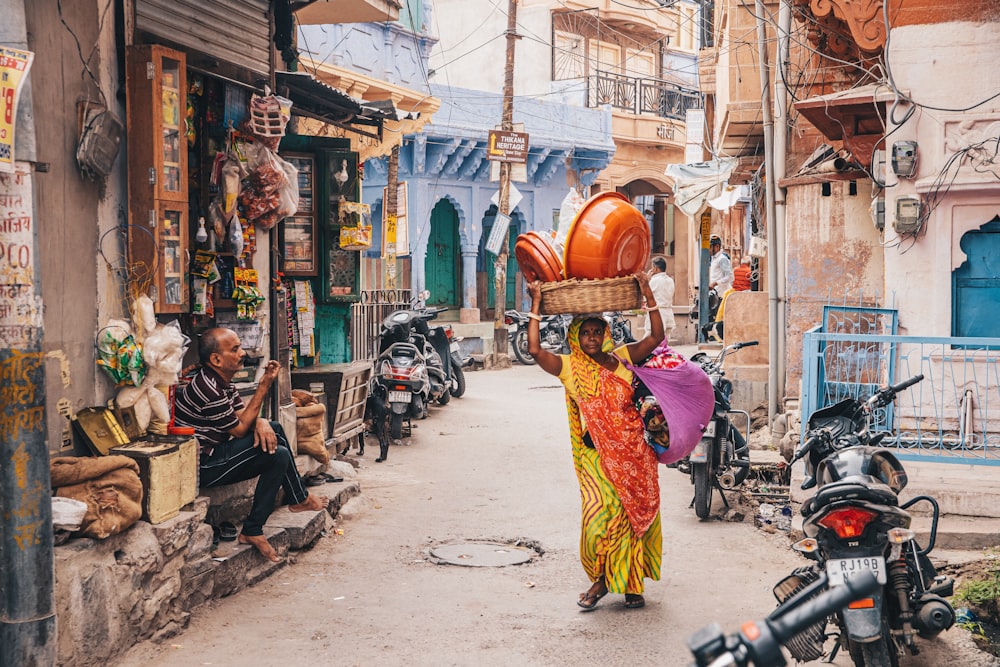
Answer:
[
  {"left": 677, "top": 341, "right": 756, "bottom": 519},
  {"left": 604, "top": 311, "right": 636, "bottom": 345},
  {"left": 776, "top": 374, "right": 954, "bottom": 666},
  {"left": 505, "top": 310, "right": 570, "bottom": 365},
  {"left": 688, "top": 572, "right": 882, "bottom": 667}
]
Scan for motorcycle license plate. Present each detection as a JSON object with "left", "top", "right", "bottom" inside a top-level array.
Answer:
[
  {"left": 827, "top": 556, "right": 887, "bottom": 587},
  {"left": 703, "top": 421, "right": 716, "bottom": 437},
  {"left": 388, "top": 390, "right": 412, "bottom": 403}
]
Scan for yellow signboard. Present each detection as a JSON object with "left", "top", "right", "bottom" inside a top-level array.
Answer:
[
  {"left": 0, "top": 48, "right": 34, "bottom": 174},
  {"left": 700, "top": 210, "right": 712, "bottom": 249}
]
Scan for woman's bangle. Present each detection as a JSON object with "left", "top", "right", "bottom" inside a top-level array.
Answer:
[
  {"left": 527, "top": 312, "right": 542, "bottom": 321},
  {"left": 644, "top": 304, "right": 658, "bottom": 312}
]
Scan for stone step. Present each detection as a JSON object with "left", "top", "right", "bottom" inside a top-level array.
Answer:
[{"left": 209, "top": 524, "right": 289, "bottom": 598}]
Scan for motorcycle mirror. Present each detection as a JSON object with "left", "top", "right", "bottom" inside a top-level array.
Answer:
[{"left": 419, "top": 290, "right": 430, "bottom": 301}]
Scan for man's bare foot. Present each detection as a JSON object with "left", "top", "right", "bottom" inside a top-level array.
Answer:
[
  {"left": 237, "top": 533, "right": 283, "bottom": 563},
  {"left": 289, "top": 493, "right": 328, "bottom": 512}
]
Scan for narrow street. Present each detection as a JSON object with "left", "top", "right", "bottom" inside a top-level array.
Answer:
[{"left": 116, "top": 363, "right": 991, "bottom": 667}]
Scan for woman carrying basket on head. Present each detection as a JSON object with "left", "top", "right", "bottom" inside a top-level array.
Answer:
[{"left": 526, "top": 272, "right": 665, "bottom": 611}]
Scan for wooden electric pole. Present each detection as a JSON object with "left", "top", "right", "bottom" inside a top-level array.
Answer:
[{"left": 492, "top": 0, "right": 519, "bottom": 363}]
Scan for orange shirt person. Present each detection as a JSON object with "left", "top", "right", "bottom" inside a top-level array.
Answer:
[{"left": 732, "top": 256, "right": 752, "bottom": 292}]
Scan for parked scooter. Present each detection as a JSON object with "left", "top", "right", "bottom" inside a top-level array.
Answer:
[
  {"left": 688, "top": 572, "right": 882, "bottom": 667},
  {"left": 677, "top": 340, "right": 757, "bottom": 519},
  {"left": 374, "top": 308, "right": 432, "bottom": 440},
  {"left": 504, "top": 310, "right": 570, "bottom": 365},
  {"left": 776, "top": 374, "right": 954, "bottom": 665}
]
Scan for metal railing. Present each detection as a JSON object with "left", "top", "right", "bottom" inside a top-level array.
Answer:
[
  {"left": 585, "top": 72, "right": 702, "bottom": 121},
  {"left": 802, "top": 328, "right": 1000, "bottom": 465},
  {"left": 350, "top": 289, "right": 412, "bottom": 362}
]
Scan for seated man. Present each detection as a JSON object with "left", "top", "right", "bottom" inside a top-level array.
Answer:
[{"left": 174, "top": 327, "right": 328, "bottom": 563}]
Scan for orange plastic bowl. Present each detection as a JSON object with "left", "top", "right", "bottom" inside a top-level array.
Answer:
[
  {"left": 514, "top": 231, "right": 564, "bottom": 283},
  {"left": 563, "top": 192, "right": 650, "bottom": 279}
]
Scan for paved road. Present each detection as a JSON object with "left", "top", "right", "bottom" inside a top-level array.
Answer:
[{"left": 117, "top": 363, "right": 994, "bottom": 667}]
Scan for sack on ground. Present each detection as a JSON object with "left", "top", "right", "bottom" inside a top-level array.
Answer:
[
  {"left": 51, "top": 455, "right": 144, "bottom": 539},
  {"left": 626, "top": 343, "right": 714, "bottom": 465},
  {"left": 295, "top": 402, "right": 329, "bottom": 465}
]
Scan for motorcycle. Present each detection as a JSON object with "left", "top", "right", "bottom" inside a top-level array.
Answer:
[
  {"left": 677, "top": 340, "right": 757, "bottom": 519},
  {"left": 504, "top": 310, "right": 570, "bottom": 365},
  {"left": 441, "top": 323, "right": 468, "bottom": 398},
  {"left": 775, "top": 374, "right": 954, "bottom": 666},
  {"left": 604, "top": 311, "right": 636, "bottom": 345},
  {"left": 688, "top": 571, "right": 882, "bottom": 667},
  {"left": 691, "top": 285, "right": 723, "bottom": 342}
]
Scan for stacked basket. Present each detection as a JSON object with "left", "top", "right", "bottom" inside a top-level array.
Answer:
[{"left": 514, "top": 192, "right": 649, "bottom": 314}]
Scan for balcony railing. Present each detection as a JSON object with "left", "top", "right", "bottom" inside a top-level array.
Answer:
[{"left": 585, "top": 71, "right": 702, "bottom": 121}]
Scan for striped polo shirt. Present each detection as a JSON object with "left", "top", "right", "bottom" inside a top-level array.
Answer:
[{"left": 173, "top": 366, "right": 243, "bottom": 457}]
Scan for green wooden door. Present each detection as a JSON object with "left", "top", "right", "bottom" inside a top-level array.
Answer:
[
  {"left": 425, "top": 200, "right": 459, "bottom": 307},
  {"left": 480, "top": 213, "right": 517, "bottom": 310}
]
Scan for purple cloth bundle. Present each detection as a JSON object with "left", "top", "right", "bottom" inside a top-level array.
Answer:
[{"left": 624, "top": 344, "right": 715, "bottom": 464}]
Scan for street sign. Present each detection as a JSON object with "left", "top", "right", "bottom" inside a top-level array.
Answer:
[
  {"left": 487, "top": 130, "right": 529, "bottom": 163},
  {"left": 485, "top": 213, "right": 511, "bottom": 256}
]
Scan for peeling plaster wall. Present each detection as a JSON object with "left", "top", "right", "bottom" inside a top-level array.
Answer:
[
  {"left": 784, "top": 179, "right": 882, "bottom": 394},
  {"left": 882, "top": 20, "right": 1000, "bottom": 339},
  {"left": 25, "top": 1, "right": 108, "bottom": 452}
]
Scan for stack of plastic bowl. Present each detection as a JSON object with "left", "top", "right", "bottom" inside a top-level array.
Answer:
[{"left": 514, "top": 192, "right": 650, "bottom": 283}]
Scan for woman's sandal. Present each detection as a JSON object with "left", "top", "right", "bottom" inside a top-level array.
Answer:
[
  {"left": 624, "top": 594, "right": 645, "bottom": 609},
  {"left": 577, "top": 581, "right": 608, "bottom": 611}
]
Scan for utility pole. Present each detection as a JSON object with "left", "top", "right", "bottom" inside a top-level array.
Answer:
[
  {"left": 0, "top": 2, "right": 54, "bottom": 663},
  {"left": 385, "top": 144, "right": 400, "bottom": 291},
  {"left": 492, "top": 0, "right": 519, "bottom": 364}
]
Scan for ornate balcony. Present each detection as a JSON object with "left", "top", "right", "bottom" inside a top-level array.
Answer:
[{"left": 585, "top": 72, "right": 702, "bottom": 121}]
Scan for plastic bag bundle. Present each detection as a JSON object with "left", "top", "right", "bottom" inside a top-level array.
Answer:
[
  {"left": 239, "top": 143, "right": 298, "bottom": 230},
  {"left": 96, "top": 321, "right": 146, "bottom": 387}
]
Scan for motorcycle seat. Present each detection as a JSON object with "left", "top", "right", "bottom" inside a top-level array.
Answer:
[{"left": 802, "top": 478, "right": 898, "bottom": 517}]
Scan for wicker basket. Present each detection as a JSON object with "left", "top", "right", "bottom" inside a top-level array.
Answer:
[{"left": 539, "top": 276, "right": 642, "bottom": 315}]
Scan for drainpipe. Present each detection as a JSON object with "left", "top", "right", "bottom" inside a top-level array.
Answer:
[
  {"left": 0, "top": 1, "right": 55, "bottom": 663},
  {"left": 774, "top": 0, "right": 791, "bottom": 418},
  {"left": 755, "top": 0, "right": 779, "bottom": 423}
]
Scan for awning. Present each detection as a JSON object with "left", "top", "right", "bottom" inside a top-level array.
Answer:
[
  {"left": 291, "top": 0, "right": 401, "bottom": 25},
  {"left": 794, "top": 85, "right": 898, "bottom": 169},
  {"left": 276, "top": 71, "right": 388, "bottom": 140}
]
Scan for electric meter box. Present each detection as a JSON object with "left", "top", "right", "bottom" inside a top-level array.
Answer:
[{"left": 894, "top": 196, "right": 922, "bottom": 234}]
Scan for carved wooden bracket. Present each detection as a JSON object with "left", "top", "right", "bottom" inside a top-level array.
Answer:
[{"left": 794, "top": 0, "right": 886, "bottom": 58}]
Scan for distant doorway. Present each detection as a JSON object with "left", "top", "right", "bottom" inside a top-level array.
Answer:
[
  {"left": 953, "top": 215, "right": 1000, "bottom": 337},
  {"left": 425, "top": 199, "right": 460, "bottom": 308}
]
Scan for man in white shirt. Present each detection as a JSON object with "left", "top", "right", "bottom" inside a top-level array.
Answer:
[
  {"left": 644, "top": 256, "right": 675, "bottom": 341},
  {"left": 708, "top": 234, "right": 734, "bottom": 297}
]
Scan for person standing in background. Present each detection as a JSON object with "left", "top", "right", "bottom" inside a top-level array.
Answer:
[
  {"left": 645, "top": 256, "right": 675, "bottom": 341},
  {"left": 708, "top": 234, "right": 734, "bottom": 296}
]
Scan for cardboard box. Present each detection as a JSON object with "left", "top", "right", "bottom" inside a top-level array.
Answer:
[{"left": 110, "top": 436, "right": 198, "bottom": 524}]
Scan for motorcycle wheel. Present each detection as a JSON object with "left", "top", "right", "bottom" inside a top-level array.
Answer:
[
  {"left": 692, "top": 461, "right": 713, "bottom": 520},
  {"left": 389, "top": 413, "right": 403, "bottom": 440},
  {"left": 847, "top": 633, "right": 898, "bottom": 667},
  {"left": 449, "top": 361, "right": 466, "bottom": 398},
  {"left": 437, "top": 386, "right": 450, "bottom": 405},
  {"left": 512, "top": 329, "right": 535, "bottom": 365}
]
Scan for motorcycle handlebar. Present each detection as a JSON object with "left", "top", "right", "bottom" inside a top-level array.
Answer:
[
  {"left": 889, "top": 373, "right": 924, "bottom": 394},
  {"left": 735, "top": 340, "right": 759, "bottom": 349},
  {"left": 688, "top": 572, "right": 880, "bottom": 667}
]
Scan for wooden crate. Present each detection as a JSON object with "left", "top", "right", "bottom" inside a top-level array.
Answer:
[
  {"left": 110, "top": 436, "right": 197, "bottom": 524},
  {"left": 291, "top": 361, "right": 372, "bottom": 441}
]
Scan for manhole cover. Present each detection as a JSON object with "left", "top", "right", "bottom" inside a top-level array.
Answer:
[{"left": 430, "top": 541, "right": 535, "bottom": 567}]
